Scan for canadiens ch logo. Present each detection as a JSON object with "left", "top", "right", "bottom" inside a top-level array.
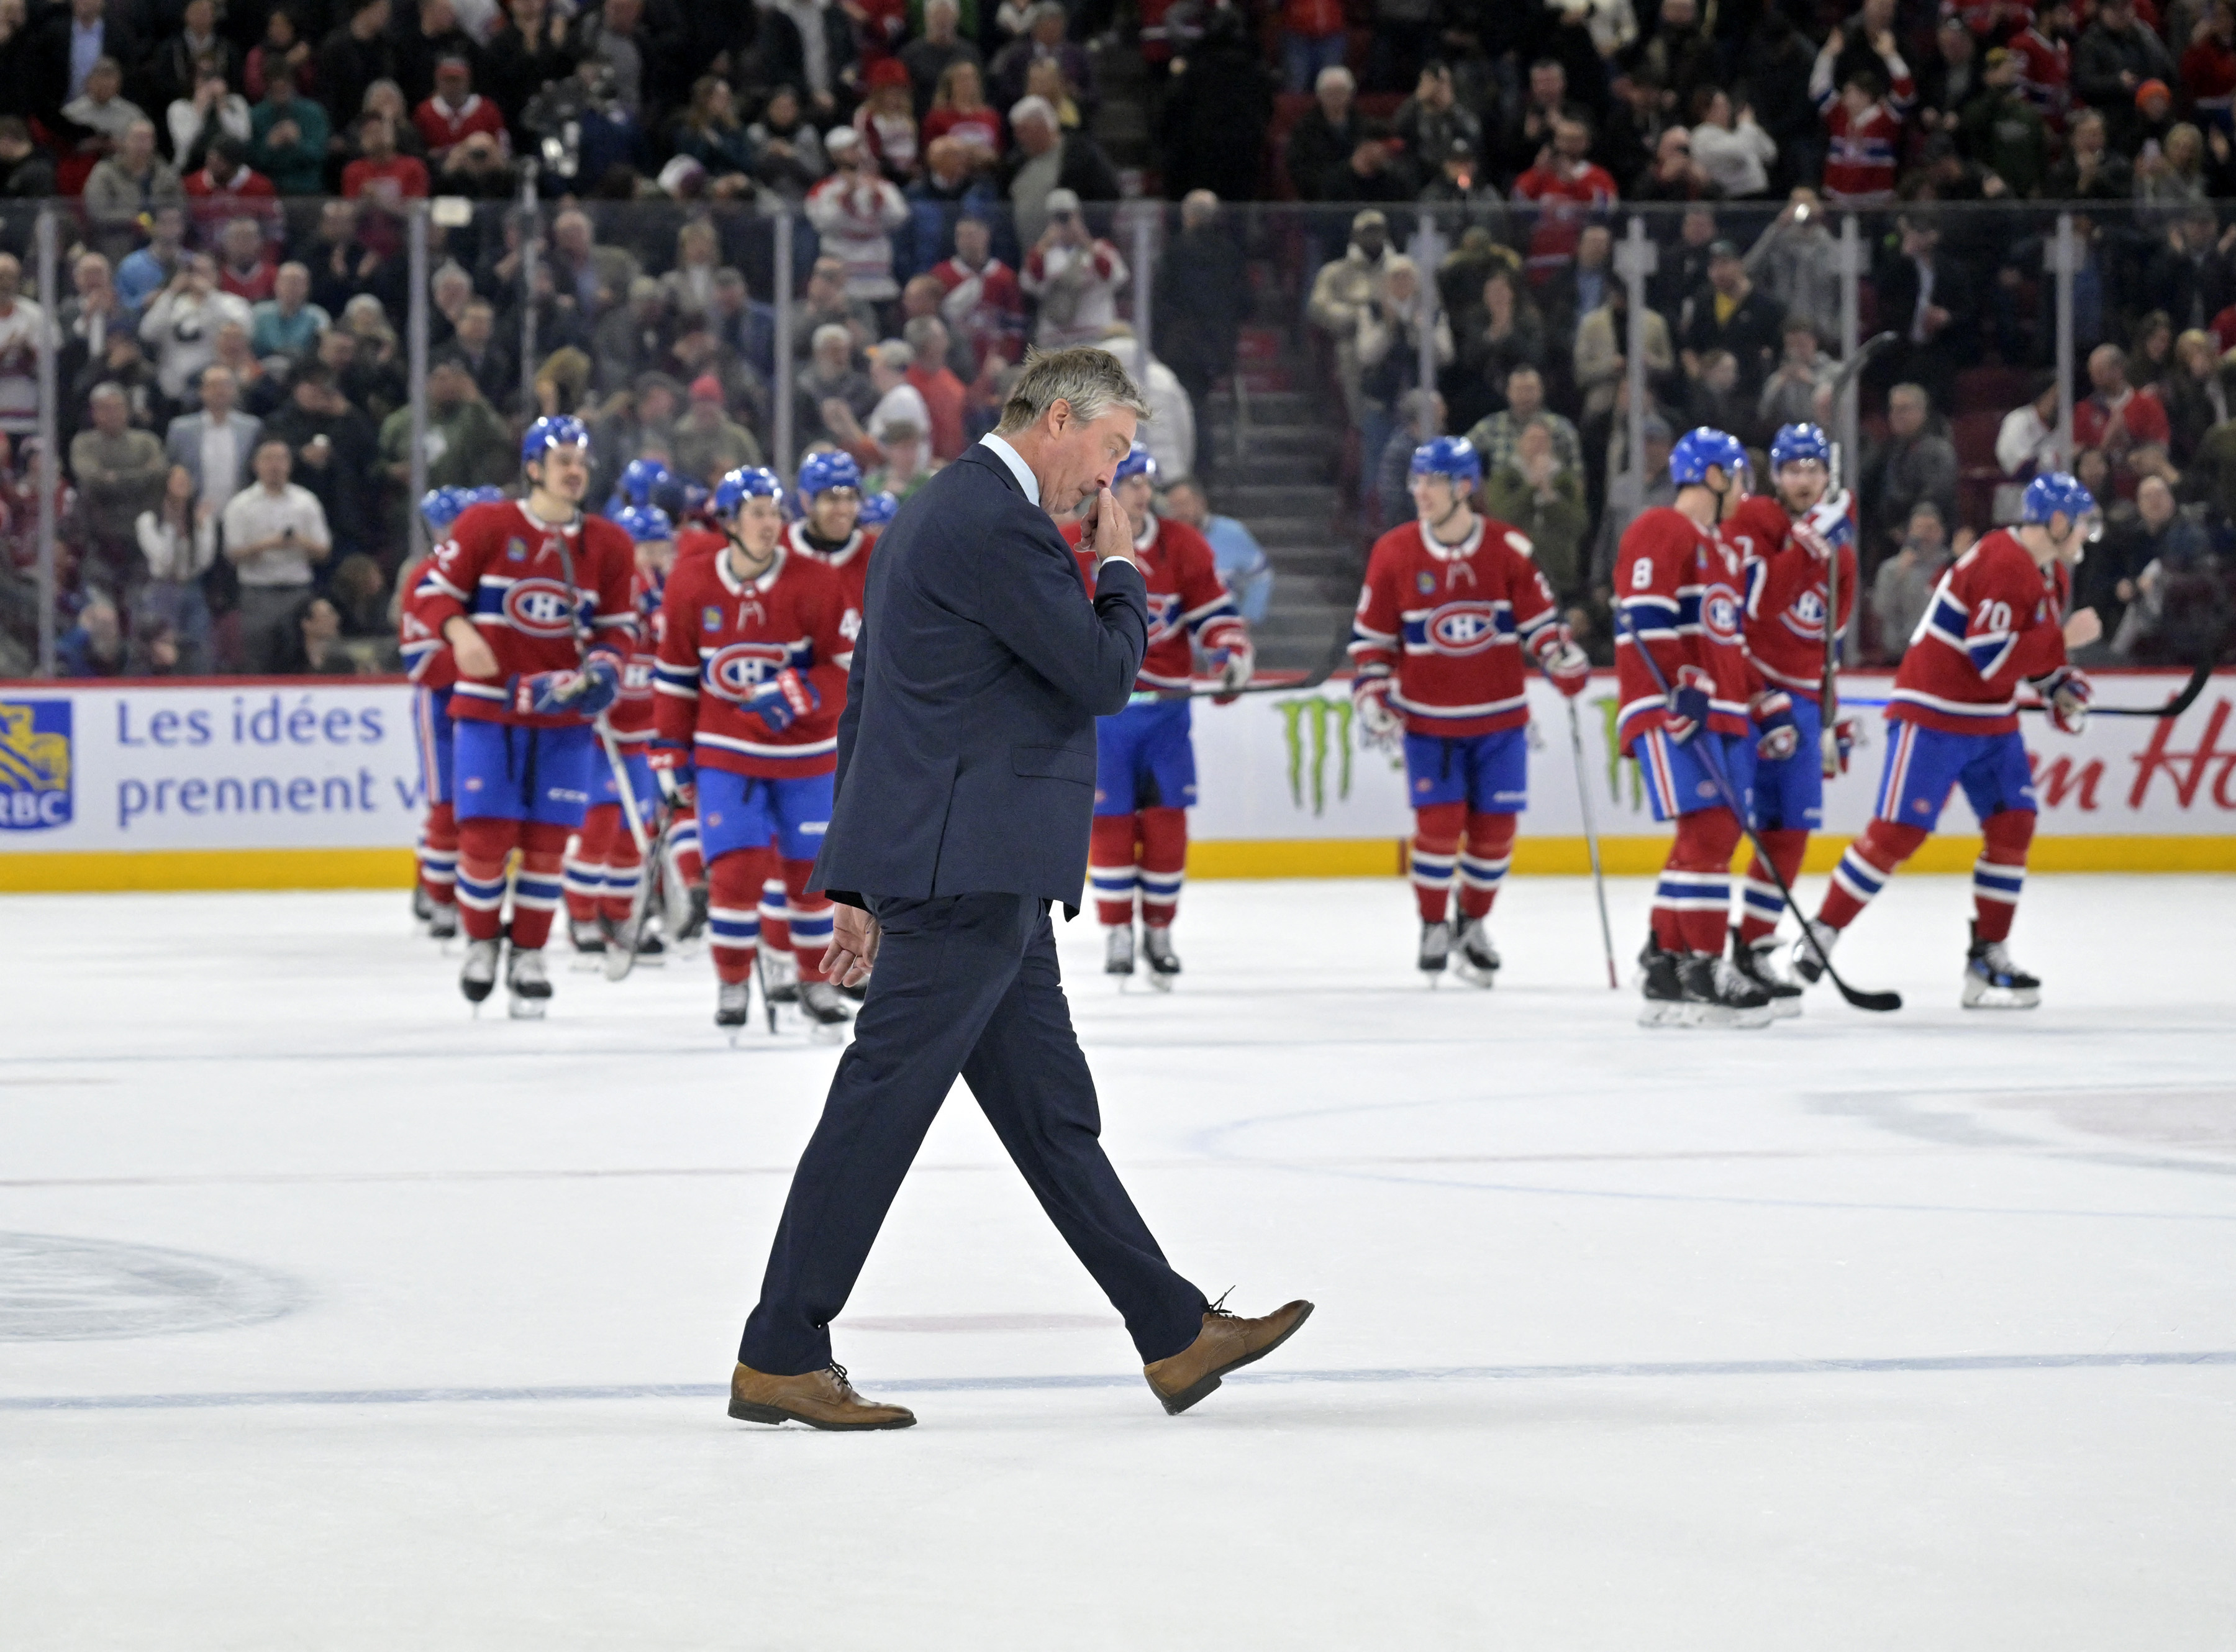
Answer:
[
  {"left": 1701, "top": 585, "right": 1743, "bottom": 643},
  {"left": 1144, "top": 592, "right": 1183, "bottom": 642},
  {"left": 502, "top": 578, "right": 581, "bottom": 638},
  {"left": 1425, "top": 601, "right": 1502, "bottom": 656},
  {"left": 0, "top": 699, "right": 72, "bottom": 830},
  {"left": 705, "top": 641, "right": 793, "bottom": 700}
]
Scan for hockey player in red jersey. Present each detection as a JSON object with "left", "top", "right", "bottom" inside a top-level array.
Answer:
[
  {"left": 1794, "top": 471, "right": 2096, "bottom": 1009},
  {"left": 412, "top": 417, "right": 637, "bottom": 1015},
  {"left": 655, "top": 512, "right": 732, "bottom": 943},
  {"left": 1351, "top": 435, "right": 1590, "bottom": 983},
  {"left": 653, "top": 465, "right": 858, "bottom": 1037},
  {"left": 399, "top": 486, "right": 471, "bottom": 941},
  {"left": 1616, "top": 426, "right": 1794, "bottom": 1028},
  {"left": 1720, "top": 422, "right": 1858, "bottom": 1013},
  {"left": 1059, "top": 442, "right": 1250, "bottom": 987},
  {"left": 562, "top": 504, "right": 673, "bottom": 964}
]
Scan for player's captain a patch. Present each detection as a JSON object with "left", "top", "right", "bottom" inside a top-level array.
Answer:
[{"left": 0, "top": 697, "right": 73, "bottom": 830}]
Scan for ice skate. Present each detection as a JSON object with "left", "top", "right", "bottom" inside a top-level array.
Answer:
[
  {"left": 1682, "top": 955, "right": 1775, "bottom": 1028},
  {"left": 673, "top": 881, "right": 710, "bottom": 943},
  {"left": 629, "top": 924, "right": 666, "bottom": 965},
  {"left": 1104, "top": 924, "right": 1135, "bottom": 986},
  {"left": 1637, "top": 942, "right": 1687, "bottom": 1026},
  {"left": 412, "top": 883, "right": 434, "bottom": 924},
  {"left": 1451, "top": 919, "right": 1499, "bottom": 987},
  {"left": 426, "top": 902, "right": 458, "bottom": 942},
  {"left": 1142, "top": 925, "right": 1179, "bottom": 992},
  {"left": 505, "top": 946, "right": 552, "bottom": 1019},
  {"left": 1418, "top": 919, "right": 1450, "bottom": 983},
  {"left": 460, "top": 938, "right": 500, "bottom": 1010},
  {"left": 716, "top": 978, "right": 752, "bottom": 1038},
  {"left": 1730, "top": 928, "right": 1802, "bottom": 1019},
  {"left": 1789, "top": 919, "right": 1840, "bottom": 986},
  {"left": 761, "top": 948, "right": 800, "bottom": 1004},
  {"left": 799, "top": 981, "right": 853, "bottom": 1043},
  {"left": 568, "top": 915, "right": 607, "bottom": 970},
  {"left": 1963, "top": 925, "right": 2041, "bottom": 1009}
]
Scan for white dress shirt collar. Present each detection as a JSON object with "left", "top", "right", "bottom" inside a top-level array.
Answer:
[{"left": 978, "top": 432, "right": 1040, "bottom": 507}]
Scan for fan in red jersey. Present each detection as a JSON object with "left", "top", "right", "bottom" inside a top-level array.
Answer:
[
  {"left": 1350, "top": 435, "right": 1588, "bottom": 985},
  {"left": 411, "top": 419, "right": 637, "bottom": 1017},
  {"left": 1059, "top": 442, "right": 1251, "bottom": 989},
  {"left": 1793, "top": 473, "right": 2096, "bottom": 1009},
  {"left": 654, "top": 466, "right": 858, "bottom": 1038},
  {"left": 1616, "top": 426, "right": 1795, "bottom": 1029},
  {"left": 1718, "top": 422, "right": 1858, "bottom": 1014}
]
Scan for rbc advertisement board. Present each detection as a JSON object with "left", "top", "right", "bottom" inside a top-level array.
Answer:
[{"left": 0, "top": 682, "right": 422, "bottom": 855}]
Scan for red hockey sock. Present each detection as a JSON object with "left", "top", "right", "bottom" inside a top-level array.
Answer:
[
  {"left": 599, "top": 820, "right": 645, "bottom": 928},
  {"left": 1411, "top": 802, "right": 1465, "bottom": 925},
  {"left": 1818, "top": 819, "right": 1930, "bottom": 932},
  {"left": 783, "top": 858, "right": 833, "bottom": 982},
  {"left": 1457, "top": 811, "right": 1516, "bottom": 922},
  {"left": 565, "top": 804, "right": 620, "bottom": 924},
  {"left": 1137, "top": 807, "right": 1186, "bottom": 928},
  {"left": 456, "top": 816, "right": 520, "bottom": 943},
  {"left": 759, "top": 847, "right": 791, "bottom": 954},
  {"left": 1664, "top": 808, "right": 1744, "bottom": 956},
  {"left": 1973, "top": 809, "right": 2034, "bottom": 943},
  {"left": 1090, "top": 814, "right": 1139, "bottom": 928},
  {"left": 419, "top": 801, "right": 458, "bottom": 907},
  {"left": 1737, "top": 827, "right": 1809, "bottom": 948},
  {"left": 507, "top": 820, "right": 571, "bottom": 951},
  {"left": 708, "top": 846, "right": 774, "bottom": 984},
  {"left": 670, "top": 801, "right": 704, "bottom": 887}
]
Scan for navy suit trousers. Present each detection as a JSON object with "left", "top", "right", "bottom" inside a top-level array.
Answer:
[{"left": 739, "top": 892, "right": 1208, "bottom": 1374}]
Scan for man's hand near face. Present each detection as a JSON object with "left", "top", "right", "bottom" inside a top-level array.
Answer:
[{"left": 1079, "top": 484, "right": 1137, "bottom": 571}]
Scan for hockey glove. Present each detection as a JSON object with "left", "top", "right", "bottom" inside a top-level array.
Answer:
[
  {"left": 648, "top": 739, "right": 696, "bottom": 807},
  {"left": 1752, "top": 688, "right": 1799, "bottom": 762},
  {"left": 1206, "top": 638, "right": 1254, "bottom": 704},
  {"left": 1353, "top": 674, "right": 1402, "bottom": 752},
  {"left": 1532, "top": 628, "right": 1591, "bottom": 697},
  {"left": 748, "top": 668, "right": 822, "bottom": 732},
  {"left": 1793, "top": 491, "right": 1855, "bottom": 561},
  {"left": 512, "top": 652, "right": 620, "bottom": 717},
  {"left": 2034, "top": 665, "right": 2092, "bottom": 735},
  {"left": 1822, "top": 714, "right": 1860, "bottom": 779},
  {"left": 1664, "top": 665, "right": 1714, "bottom": 745}
]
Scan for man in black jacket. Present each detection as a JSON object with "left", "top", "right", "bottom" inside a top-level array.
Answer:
[
  {"left": 1284, "top": 63, "right": 1358, "bottom": 199},
  {"left": 729, "top": 347, "right": 1312, "bottom": 1431}
]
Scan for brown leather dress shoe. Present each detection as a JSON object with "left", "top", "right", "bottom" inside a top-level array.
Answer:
[
  {"left": 728, "top": 1362, "right": 917, "bottom": 1430},
  {"left": 1142, "top": 1297, "right": 1314, "bottom": 1415}
]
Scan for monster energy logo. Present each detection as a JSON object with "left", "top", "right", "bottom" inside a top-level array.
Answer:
[
  {"left": 1594, "top": 694, "right": 1647, "bottom": 812},
  {"left": 1276, "top": 696, "right": 1354, "bottom": 815}
]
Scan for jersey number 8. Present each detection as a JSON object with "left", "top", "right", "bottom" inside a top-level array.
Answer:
[{"left": 1631, "top": 557, "right": 1655, "bottom": 590}]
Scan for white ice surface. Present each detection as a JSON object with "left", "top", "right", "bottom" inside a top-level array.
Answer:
[{"left": 1, "top": 875, "right": 2233, "bottom": 1650}]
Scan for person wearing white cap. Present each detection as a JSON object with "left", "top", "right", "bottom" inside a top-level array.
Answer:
[
  {"left": 806, "top": 125, "right": 910, "bottom": 304},
  {"left": 1019, "top": 186, "right": 1128, "bottom": 348}
]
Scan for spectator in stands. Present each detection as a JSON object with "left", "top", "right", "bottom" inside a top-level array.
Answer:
[
  {"left": 1573, "top": 273, "right": 1669, "bottom": 420},
  {"left": 808, "top": 129, "right": 911, "bottom": 311},
  {"left": 1019, "top": 189, "right": 1126, "bottom": 348},
  {"left": 1875, "top": 214, "right": 1976, "bottom": 411},
  {"left": 57, "top": 594, "right": 125, "bottom": 678},
  {"left": 670, "top": 372, "right": 762, "bottom": 482},
  {"left": 1511, "top": 115, "right": 1619, "bottom": 283},
  {"left": 1466, "top": 364, "right": 1583, "bottom": 478},
  {"left": 0, "top": 252, "right": 39, "bottom": 440},
  {"left": 71, "top": 383, "right": 168, "bottom": 593},
  {"left": 2107, "top": 473, "right": 2219, "bottom": 660},
  {"left": 1915, "top": 16, "right": 1981, "bottom": 138},
  {"left": 1679, "top": 239, "right": 1782, "bottom": 399},
  {"left": 1309, "top": 209, "right": 1394, "bottom": 435},
  {"left": 1484, "top": 415, "right": 1591, "bottom": 599},
  {"left": 1690, "top": 89, "right": 1775, "bottom": 198},
  {"left": 342, "top": 112, "right": 430, "bottom": 219},
  {"left": 376, "top": 351, "right": 506, "bottom": 512},
  {"left": 139, "top": 253, "right": 252, "bottom": 406},
  {"left": 671, "top": 76, "right": 757, "bottom": 186},
  {"left": 2076, "top": 342, "right": 2173, "bottom": 489},
  {"left": 1993, "top": 373, "right": 2061, "bottom": 524},
  {"left": 319, "top": 0, "right": 397, "bottom": 138},
  {"left": 165, "top": 363, "right": 260, "bottom": 506},
  {"left": 746, "top": 84, "right": 828, "bottom": 199},
  {"left": 1153, "top": 191, "right": 1247, "bottom": 472},
  {"left": 931, "top": 216, "right": 1025, "bottom": 371},
  {"left": 567, "top": 0, "right": 673, "bottom": 125},
  {"left": 167, "top": 50, "right": 251, "bottom": 170},
  {"left": 1284, "top": 65, "right": 1357, "bottom": 202},
  {"left": 0, "top": 116, "right": 58, "bottom": 200},
  {"left": 61, "top": 55, "right": 146, "bottom": 148},
  {"left": 224, "top": 436, "right": 329, "bottom": 671},
  {"left": 1001, "top": 94, "right": 1117, "bottom": 247},
  {"left": 904, "top": 137, "right": 999, "bottom": 278},
  {"left": 593, "top": 276, "right": 670, "bottom": 395},
  {"left": 261, "top": 361, "right": 375, "bottom": 556},
  {"left": 801, "top": 253, "right": 878, "bottom": 353},
  {"left": 1861, "top": 383, "right": 1960, "bottom": 556},
  {"left": 852, "top": 60, "right": 919, "bottom": 184},
  {"left": 1586, "top": 407, "right": 1676, "bottom": 600},
  {"left": 1870, "top": 501, "right": 1952, "bottom": 663},
  {"left": 243, "top": 8, "right": 314, "bottom": 104},
  {"left": 1098, "top": 328, "right": 1196, "bottom": 481},
  {"left": 2137, "top": 121, "right": 2214, "bottom": 225},
  {"left": 902, "top": 0, "right": 981, "bottom": 116},
  {"left": 2076, "top": 0, "right": 2174, "bottom": 150},
  {"left": 991, "top": 4, "right": 1093, "bottom": 113},
  {"left": 2131, "top": 311, "right": 2176, "bottom": 393},
  {"left": 250, "top": 261, "right": 329, "bottom": 365},
  {"left": 901, "top": 315, "right": 966, "bottom": 460},
  {"left": 1157, "top": 9, "right": 1273, "bottom": 207},
  {"left": 1632, "top": 125, "right": 1714, "bottom": 204},
  {"left": 1757, "top": 317, "right": 1832, "bottom": 433},
  {"left": 2044, "top": 108, "right": 2133, "bottom": 201},
  {"left": 857, "top": 338, "right": 932, "bottom": 452},
  {"left": 484, "top": 0, "right": 576, "bottom": 135},
  {"left": 2165, "top": 329, "right": 2228, "bottom": 464},
  {"left": 214, "top": 217, "right": 278, "bottom": 306},
  {"left": 86, "top": 120, "right": 185, "bottom": 264},
  {"left": 548, "top": 207, "right": 639, "bottom": 318},
  {"left": 184, "top": 135, "right": 278, "bottom": 224},
  {"left": 414, "top": 55, "right": 508, "bottom": 163},
  {"left": 1417, "top": 137, "right": 1510, "bottom": 241},
  {"left": 339, "top": 295, "right": 408, "bottom": 418},
  {"left": 114, "top": 208, "right": 186, "bottom": 328},
  {"left": 147, "top": 0, "right": 237, "bottom": 117},
  {"left": 250, "top": 64, "right": 330, "bottom": 195},
  {"left": 1813, "top": 65, "right": 1904, "bottom": 207},
  {"left": 1958, "top": 48, "right": 2048, "bottom": 200},
  {"left": 1637, "top": 0, "right": 1716, "bottom": 116},
  {"left": 1275, "top": 0, "right": 1348, "bottom": 96},
  {"left": 1355, "top": 256, "right": 1452, "bottom": 491},
  {"left": 797, "top": 322, "right": 876, "bottom": 448},
  {"left": 1455, "top": 266, "right": 1548, "bottom": 428},
  {"left": 55, "top": 253, "right": 120, "bottom": 399},
  {"left": 34, "top": 0, "right": 138, "bottom": 123},
  {"left": 1161, "top": 474, "right": 1271, "bottom": 623},
  {"left": 924, "top": 60, "right": 1005, "bottom": 169},
  {"left": 135, "top": 462, "right": 219, "bottom": 673},
  {"left": 2143, "top": 209, "right": 2236, "bottom": 339},
  {"left": 1394, "top": 61, "right": 1483, "bottom": 173},
  {"left": 865, "top": 417, "right": 932, "bottom": 501}
]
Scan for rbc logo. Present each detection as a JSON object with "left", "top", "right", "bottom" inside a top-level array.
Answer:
[
  {"left": 0, "top": 699, "right": 73, "bottom": 830},
  {"left": 1427, "top": 602, "right": 1502, "bottom": 656},
  {"left": 706, "top": 642, "right": 793, "bottom": 700},
  {"left": 502, "top": 578, "right": 583, "bottom": 638}
]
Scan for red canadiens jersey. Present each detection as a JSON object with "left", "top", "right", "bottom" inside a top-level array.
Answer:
[
  {"left": 397, "top": 550, "right": 457, "bottom": 692},
  {"left": 1614, "top": 506, "right": 1758, "bottom": 749},
  {"left": 654, "top": 545, "right": 854, "bottom": 778},
  {"left": 1063, "top": 514, "right": 1246, "bottom": 692},
  {"left": 1350, "top": 514, "right": 1561, "bottom": 737},
  {"left": 413, "top": 501, "right": 638, "bottom": 728},
  {"left": 1889, "top": 530, "right": 2070, "bottom": 735},
  {"left": 1725, "top": 494, "right": 1858, "bottom": 702},
  {"left": 784, "top": 519, "right": 879, "bottom": 618},
  {"left": 607, "top": 565, "right": 665, "bottom": 742}
]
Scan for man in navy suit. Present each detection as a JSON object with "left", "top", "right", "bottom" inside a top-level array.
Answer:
[{"left": 728, "top": 348, "right": 1313, "bottom": 1430}]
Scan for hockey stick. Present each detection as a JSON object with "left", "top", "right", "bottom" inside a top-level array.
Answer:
[
  {"left": 1616, "top": 609, "right": 1901, "bottom": 1013},
  {"left": 1564, "top": 695, "right": 1619, "bottom": 989},
  {"left": 1821, "top": 332, "right": 1896, "bottom": 778},
  {"left": 2018, "top": 660, "right": 2214, "bottom": 719},
  {"left": 1159, "top": 627, "right": 1350, "bottom": 701},
  {"left": 594, "top": 718, "right": 660, "bottom": 981},
  {"left": 752, "top": 943, "right": 776, "bottom": 1035}
]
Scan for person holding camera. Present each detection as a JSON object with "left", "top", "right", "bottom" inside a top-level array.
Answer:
[
  {"left": 139, "top": 252, "right": 252, "bottom": 409},
  {"left": 223, "top": 435, "right": 330, "bottom": 673},
  {"left": 1019, "top": 188, "right": 1126, "bottom": 349}
]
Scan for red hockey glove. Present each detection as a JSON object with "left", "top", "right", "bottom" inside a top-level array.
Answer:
[
  {"left": 1353, "top": 673, "right": 1402, "bottom": 751},
  {"left": 1821, "top": 714, "right": 1859, "bottom": 779},
  {"left": 749, "top": 668, "right": 821, "bottom": 732},
  {"left": 1791, "top": 490, "right": 1855, "bottom": 561},
  {"left": 1665, "top": 664, "right": 1714, "bottom": 744},
  {"left": 511, "top": 653, "right": 620, "bottom": 717},
  {"left": 2033, "top": 665, "right": 2092, "bottom": 735},
  {"left": 648, "top": 738, "right": 695, "bottom": 807},
  {"left": 1532, "top": 627, "right": 1591, "bottom": 697},
  {"left": 1751, "top": 688, "right": 1799, "bottom": 762}
]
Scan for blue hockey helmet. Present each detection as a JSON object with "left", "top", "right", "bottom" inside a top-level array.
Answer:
[
  {"left": 520, "top": 414, "right": 590, "bottom": 467},
  {"left": 797, "top": 449, "right": 863, "bottom": 499},
  {"left": 618, "top": 456, "right": 671, "bottom": 506},
  {"left": 1114, "top": 441, "right": 1157, "bottom": 485},
  {"left": 469, "top": 485, "right": 509, "bottom": 506},
  {"left": 2021, "top": 471, "right": 2097, "bottom": 525},
  {"left": 419, "top": 486, "right": 468, "bottom": 532},
  {"left": 1670, "top": 426, "right": 1748, "bottom": 487},
  {"left": 616, "top": 504, "right": 675, "bottom": 542},
  {"left": 713, "top": 466, "right": 785, "bottom": 516},
  {"left": 1769, "top": 422, "right": 1831, "bottom": 471},
  {"left": 1408, "top": 434, "right": 1481, "bottom": 489},
  {"left": 858, "top": 489, "right": 899, "bottom": 525}
]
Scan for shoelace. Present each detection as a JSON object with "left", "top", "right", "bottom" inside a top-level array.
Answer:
[
  {"left": 826, "top": 1363, "right": 852, "bottom": 1389},
  {"left": 1206, "top": 1288, "right": 1238, "bottom": 1320}
]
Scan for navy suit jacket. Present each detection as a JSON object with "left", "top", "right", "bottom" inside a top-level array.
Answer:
[{"left": 812, "top": 443, "right": 1149, "bottom": 912}]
